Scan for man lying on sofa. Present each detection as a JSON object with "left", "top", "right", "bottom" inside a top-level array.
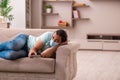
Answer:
[{"left": 0, "top": 29, "right": 68, "bottom": 60}]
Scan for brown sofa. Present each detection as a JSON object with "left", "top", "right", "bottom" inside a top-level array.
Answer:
[{"left": 0, "top": 29, "right": 79, "bottom": 80}]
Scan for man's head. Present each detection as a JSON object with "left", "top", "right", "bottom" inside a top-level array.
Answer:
[{"left": 50, "top": 29, "right": 67, "bottom": 46}]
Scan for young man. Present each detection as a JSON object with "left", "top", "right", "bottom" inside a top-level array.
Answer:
[{"left": 0, "top": 29, "right": 68, "bottom": 60}]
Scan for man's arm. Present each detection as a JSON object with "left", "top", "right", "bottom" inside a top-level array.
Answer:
[
  {"left": 28, "top": 40, "right": 44, "bottom": 58},
  {"left": 41, "top": 42, "right": 68, "bottom": 58},
  {"left": 41, "top": 46, "right": 58, "bottom": 58}
]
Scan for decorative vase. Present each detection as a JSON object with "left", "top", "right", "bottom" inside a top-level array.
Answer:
[
  {"left": 46, "top": 8, "right": 52, "bottom": 13},
  {"left": 7, "top": 22, "right": 10, "bottom": 28},
  {"left": 0, "top": 16, "right": 10, "bottom": 28}
]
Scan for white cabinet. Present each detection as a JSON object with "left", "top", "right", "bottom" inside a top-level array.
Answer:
[
  {"left": 79, "top": 39, "right": 103, "bottom": 50},
  {"left": 87, "top": 40, "right": 103, "bottom": 50},
  {"left": 80, "top": 34, "right": 120, "bottom": 51},
  {"left": 80, "top": 40, "right": 120, "bottom": 51},
  {"left": 103, "top": 40, "right": 120, "bottom": 51}
]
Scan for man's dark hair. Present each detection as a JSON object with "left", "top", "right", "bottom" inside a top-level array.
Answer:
[{"left": 55, "top": 29, "right": 67, "bottom": 42}]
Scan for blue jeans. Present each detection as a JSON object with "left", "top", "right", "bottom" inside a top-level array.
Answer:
[{"left": 0, "top": 34, "right": 28, "bottom": 60}]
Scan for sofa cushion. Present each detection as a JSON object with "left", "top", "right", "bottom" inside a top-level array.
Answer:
[
  {"left": 0, "top": 29, "right": 59, "bottom": 43},
  {"left": 0, "top": 57, "right": 55, "bottom": 73}
]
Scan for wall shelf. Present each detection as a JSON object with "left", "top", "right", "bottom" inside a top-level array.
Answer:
[
  {"left": 73, "top": 18, "right": 90, "bottom": 21},
  {"left": 73, "top": 5, "right": 90, "bottom": 8},
  {"left": 42, "top": 13, "right": 59, "bottom": 15},
  {"left": 42, "top": 0, "right": 90, "bottom": 29},
  {"left": 42, "top": 26, "right": 72, "bottom": 29},
  {"left": 42, "top": 0, "right": 73, "bottom": 29},
  {"left": 43, "top": 0, "right": 73, "bottom": 3},
  {"left": 72, "top": 3, "right": 90, "bottom": 25}
]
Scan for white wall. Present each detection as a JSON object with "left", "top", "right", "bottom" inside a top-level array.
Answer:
[
  {"left": 31, "top": 0, "right": 42, "bottom": 28},
  {"left": 69, "top": 0, "right": 120, "bottom": 41},
  {"left": 9, "top": 0, "right": 120, "bottom": 39},
  {"left": 10, "top": 0, "right": 26, "bottom": 29}
]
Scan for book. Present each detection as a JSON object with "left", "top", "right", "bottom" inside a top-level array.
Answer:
[{"left": 73, "top": 10, "right": 80, "bottom": 19}]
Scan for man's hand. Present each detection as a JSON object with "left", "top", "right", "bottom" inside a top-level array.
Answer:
[
  {"left": 28, "top": 48, "right": 37, "bottom": 58},
  {"left": 28, "top": 39, "right": 44, "bottom": 58}
]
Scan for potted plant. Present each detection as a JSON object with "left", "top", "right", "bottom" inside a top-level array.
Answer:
[
  {"left": 0, "top": 0, "right": 14, "bottom": 28},
  {"left": 44, "top": 4, "right": 52, "bottom": 13}
]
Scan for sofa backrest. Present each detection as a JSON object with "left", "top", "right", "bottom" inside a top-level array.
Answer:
[{"left": 0, "top": 29, "right": 68, "bottom": 43}]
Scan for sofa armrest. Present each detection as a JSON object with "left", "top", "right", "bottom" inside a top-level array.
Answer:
[{"left": 55, "top": 41, "right": 79, "bottom": 80}]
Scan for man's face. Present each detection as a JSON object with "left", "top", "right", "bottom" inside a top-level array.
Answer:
[{"left": 51, "top": 32, "right": 62, "bottom": 45}]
